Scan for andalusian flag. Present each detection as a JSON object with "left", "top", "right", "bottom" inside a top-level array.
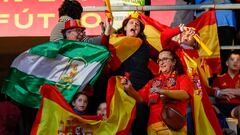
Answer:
[
  {"left": 1, "top": 40, "right": 110, "bottom": 108},
  {"left": 31, "top": 76, "right": 136, "bottom": 135}
]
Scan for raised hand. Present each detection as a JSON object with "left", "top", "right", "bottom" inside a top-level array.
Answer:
[{"left": 104, "top": 18, "right": 113, "bottom": 36}]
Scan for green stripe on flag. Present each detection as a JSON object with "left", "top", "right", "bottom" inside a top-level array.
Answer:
[
  {"left": 30, "top": 39, "right": 110, "bottom": 63},
  {"left": 2, "top": 68, "right": 80, "bottom": 108}
]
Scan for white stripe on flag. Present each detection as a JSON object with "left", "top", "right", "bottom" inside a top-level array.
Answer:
[{"left": 11, "top": 51, "right": 101, "bottom": 86}]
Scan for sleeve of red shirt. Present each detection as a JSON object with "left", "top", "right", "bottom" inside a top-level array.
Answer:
[
  {"left": 100, "top": 34, "right": 110, "bottom": 47},
  {"left": 208, "top": 77, "right": 220, "bottom": 96},
  {"left": 161, "top": 27, "right": 181, "bottom": 48},
  {"left": 138, "top": 80, "right": 152, "bottom": 104},
  {"left": 179, "top": 74, "right": 194, "bottom": 97}
]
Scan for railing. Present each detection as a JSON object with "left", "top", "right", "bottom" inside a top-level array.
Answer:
[
  {"left": 221, "top": 46, "right": 240, "bottom": 50},
  {"left": 83, "top": 3, "right": 240, "bottom": 50},
  {"left": 83, "top": 4, "right": 240, "bottom": 11}
]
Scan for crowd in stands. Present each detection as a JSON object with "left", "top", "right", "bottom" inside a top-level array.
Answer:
[{"left": 0, "top": 0, "right": 239, "bottom": 135}]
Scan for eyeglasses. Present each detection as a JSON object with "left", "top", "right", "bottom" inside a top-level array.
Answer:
[
  {"left": 157, "top": 57, "right": 173, "bottom": 64},
  {"left": 69, "top": 28, "right": 85, "bottom": 34}
]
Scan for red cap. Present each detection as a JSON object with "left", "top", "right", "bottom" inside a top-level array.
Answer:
[{"left": 62, "top": 19, "right": 85, "bottom": 33}]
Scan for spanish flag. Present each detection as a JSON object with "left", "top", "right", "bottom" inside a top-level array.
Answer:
[
  {"left": 108, "top": 34, "right": 143, "bottom": 71},
  {"left": 184, "top": 52, "right": 223, "bottom": 135},
  {"left": 31, "top": 76, "right": 136, "bottom": 135},
  {"left": 187, "top": 10, "right": 222, "bottom": 75},
  {"left": 140, "top": 10, "right": 223, "bottom": 135},
  {"left": 140, "top": 10, "right": 221, "bottom": 75}
]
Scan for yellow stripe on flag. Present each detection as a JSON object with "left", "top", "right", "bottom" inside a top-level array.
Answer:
[
  {"left": 197, "top": 24, "right": 220, "bottom": 58},
  {"left": 144, "top": 25, "right": 162, "bottom": 51},
  {"left": 32, "top": 82, "right": 136, "bottom": 135},
  {"left": 105, "top": 0, "right": 113, "bottom": 20},
  {"left": 183, "top": 52, "right": 197, "bottom": 69},
  {"left": 37, "top": 99, "right": 100, "bottom": 135},
  {"left": 194, "top": 93, "right": 216, "bottom": 135},
  {"left": 110, "top": 34, "right": 142, "bottom": 62},
  {"left": 193, "top": 35, "right": 213, "bottom": 56},
  {"left": 95, "top": 76, "right": 136, "bottom": 134}
]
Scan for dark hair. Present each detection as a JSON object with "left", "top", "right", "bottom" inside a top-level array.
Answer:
[
  {"left": 159, "top": 49, "right": 185, "bottom": 75},
  {"left": 227, "top": 50, "right": 240, "bottom": 61},
  {"left": 71, "top": 92, "right": 88, "bottom": 105},
  {"left": 115, "top": 17, "right": 146, "bottom": 40},
  {"left": 58, "top": 0, "right": 83, "bottom": 19}
]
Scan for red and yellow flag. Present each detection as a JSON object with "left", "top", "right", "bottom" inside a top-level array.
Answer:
[
  {"left": 187, "top": 10, "right": 221, "bottom": 74},
  {"left": 104, "top": 0, "right": 113, "bottom": 21},
  {"left": 108, "top": 34, "right": 143, "bottom": 71},
  {"left": 31, "top": 78, "right": 136, "bottom": 135},
  {"left": 141, "top": 10, "right": 221, "bottom": 75},
  {"left": 140, "top": 14, "right": 169, "bottom": 52},
  {"left": 140, "top": 10, "right": 223, "bottom": 135}
]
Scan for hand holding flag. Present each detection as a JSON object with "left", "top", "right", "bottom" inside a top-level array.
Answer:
[{"left": 180, "top": 25, "right": 213, "bottom": 56}]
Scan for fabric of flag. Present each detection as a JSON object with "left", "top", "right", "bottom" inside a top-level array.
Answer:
[
  {"left": 1, "top": 39, "right": 110, "bottom": 108},
  {"left": 140, "top": 14, "right": 169, "bottom": 52},
  {"left": 108, "top": 34, "right": 143, "bottom": 71},
  {"left": 187, "top": 10, "right": 222, "bottom": 74},
  {"left": 140, "top": 11, "right": 223, "bottom": 135},
  {"left": 141, "top": 10, "right": 221, "bottom": 75},
  {"left": 104, "top": 0, "right": 113, "bottom": 21},
  {"left": 184, "top": 52, "right": 223, "bottom": 135},
  {"left": 31, "top": 76, "right": 136, "bottom": 135}
]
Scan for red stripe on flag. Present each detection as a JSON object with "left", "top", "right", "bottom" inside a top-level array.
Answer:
[
  {"left": 106, "top": 76, "right": 136, "bottom": 135},
  {"left": 188, "top": 10, "right": 216, "bottom": 31},
  {"left": 39, "top": 84, "right": 74, "bottom": 112},
  {"left": 108, "top": 44, "right": 122, "bottom": 71},
  {"left": 106, "top": 77, "right": 116, "bottom": 117},
  {"left": 201, "top": 88, "right": 223, "bottom": 135},
  {"left": 205, "top": 57, "right": 222, "bottom": 74},
  {"left": 140, "top": 14, "right": 169, "bottom": 31}
]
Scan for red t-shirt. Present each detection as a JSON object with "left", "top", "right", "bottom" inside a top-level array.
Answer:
[
  {"left": 211, "top": 73, "right": 240, "bottom": 104},
  {"left": 138, "top": 74, "right": 193, "bottom": 126}
]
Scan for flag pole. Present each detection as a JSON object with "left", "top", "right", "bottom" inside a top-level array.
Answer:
[{"left": 105, "top": 0, "right": 113, "bottom": 22}]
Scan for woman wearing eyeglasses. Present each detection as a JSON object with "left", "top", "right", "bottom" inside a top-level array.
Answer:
[{"left": 121, "top": 49, "right": 193, "bottom": 135}]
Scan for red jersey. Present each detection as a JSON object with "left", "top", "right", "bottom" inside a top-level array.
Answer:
[
  {"left": 211, "top": 73, "right": 240, "bottom": 104},
  {"left": 138, "top": 74, "right": 193, "bottom": 126}
]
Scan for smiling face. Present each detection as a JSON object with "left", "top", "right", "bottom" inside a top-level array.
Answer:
[
  {"left": 124, "top": 18, "right": 141, "bottom": 37},
  {"left": 65, "top": 28, "right": 86, "bottom": 41},
  {"left": 72, "top": 94, "right": 88, "bottom": 112},
  {"left": 158, "top": 51, "right": 176, "bottom": 75}
]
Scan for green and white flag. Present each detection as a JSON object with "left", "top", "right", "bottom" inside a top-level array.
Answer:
[{"left": 1, "top": 39, "right": 110, "bottom": 108}]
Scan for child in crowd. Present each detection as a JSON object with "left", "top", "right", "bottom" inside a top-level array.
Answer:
[
  {"left": 96, "top": 102, "right": 107, "bottom": 120},
  {"left": 71, "top": 92, "right": 88, "bottom": 115}
]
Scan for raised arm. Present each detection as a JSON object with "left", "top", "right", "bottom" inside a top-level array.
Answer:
[{"left": 120, "top": 76, "right": 143, "bottom": 103}]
